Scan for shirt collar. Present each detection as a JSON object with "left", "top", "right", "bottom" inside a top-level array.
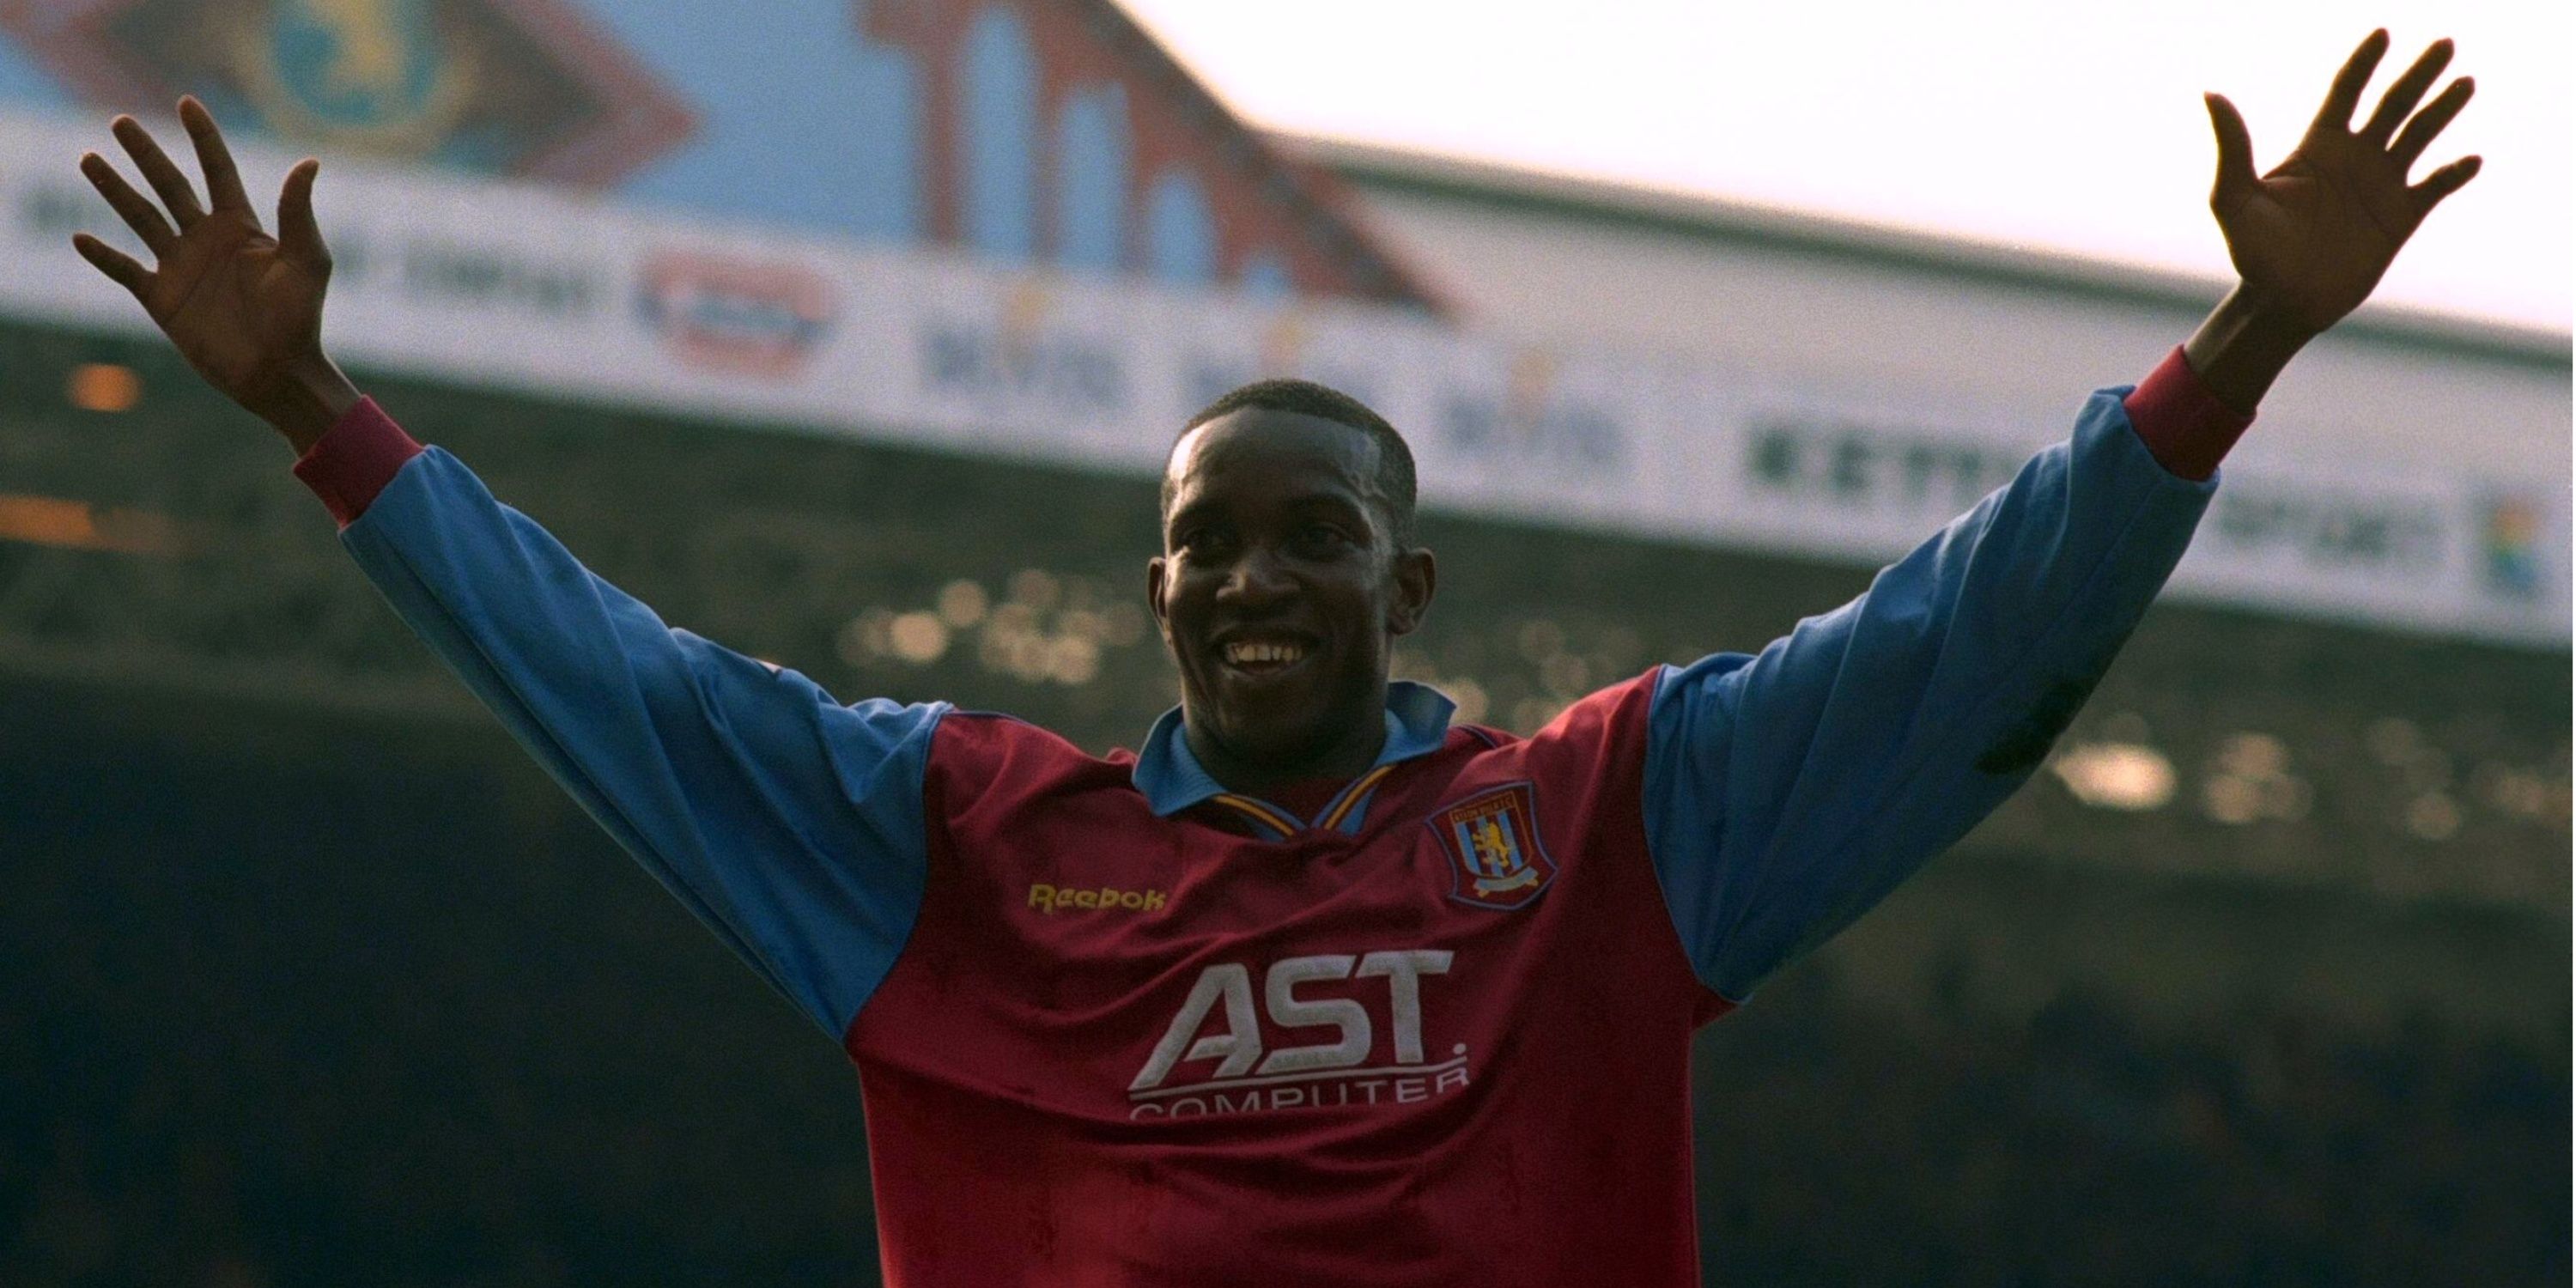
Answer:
[{"left": 1131, "top": 681, "right": 1457, "bottom": 819}]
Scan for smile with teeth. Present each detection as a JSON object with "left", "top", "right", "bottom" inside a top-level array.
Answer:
[{"left": 1224, "top": 641, "right": 1308, "bottom": 666}]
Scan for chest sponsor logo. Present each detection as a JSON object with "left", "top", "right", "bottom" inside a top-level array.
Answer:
[
  {"left": 1428, "top": 782, "right": 1557, "bottom": 910},
  {"left": 1127, "top": 951, "right": 1467, "bottom": 1121}
]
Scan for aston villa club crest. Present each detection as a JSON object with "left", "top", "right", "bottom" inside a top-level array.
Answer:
[{"left": 1428, "top": 783, "right": 1557, "bottom": 910}]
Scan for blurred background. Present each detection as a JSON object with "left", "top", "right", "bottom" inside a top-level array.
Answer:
[{"left": 0, "top": 1, "right": 2566, "bottom": 1284}]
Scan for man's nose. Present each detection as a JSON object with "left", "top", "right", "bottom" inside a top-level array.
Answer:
[{"left": 1217, "top": 543, "right": 1296, "bottom": 605}]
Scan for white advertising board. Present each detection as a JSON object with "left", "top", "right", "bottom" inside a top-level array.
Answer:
[{"left": 2, "top": 112, "right": 2563, "bottom": 646}]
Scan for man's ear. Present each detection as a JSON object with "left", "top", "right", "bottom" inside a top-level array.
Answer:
[
  {"left": 1146, "top": 555, "right": 1173, "bottom": 644},
  {"left": 1387, "top": 547, "right": 1437, "bottom": 636}
]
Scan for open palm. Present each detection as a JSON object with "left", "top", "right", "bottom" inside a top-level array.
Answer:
[
  {"left": 2204, "top": 31, "right": 2480, "bottom": 335},
  {"left": 74, "top": 98, "right": 332, "bottom": 416}
]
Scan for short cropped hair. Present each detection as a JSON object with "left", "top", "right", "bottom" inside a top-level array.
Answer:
[{"left": 1164, "top": 378, "right": 1419, "bottom": 550}]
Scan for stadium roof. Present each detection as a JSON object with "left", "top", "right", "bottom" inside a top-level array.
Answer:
[{"left": 1291, "top": 134, "right": 2570, "bottom": 376}]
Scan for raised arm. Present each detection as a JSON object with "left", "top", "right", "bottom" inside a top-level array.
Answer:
[
  {"left": 73, "top": 102, "right": 943, "bottom": 1040},
  {"left": 1639, "top": 33, "right": 2481, "bottom": 1005}
]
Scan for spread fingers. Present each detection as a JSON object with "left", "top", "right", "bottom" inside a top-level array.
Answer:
[
  {"left": 78, "top": 151, "right": 175, "bottom": 256},
  {"left": 110, "top": 113, "right": 205, "bottom": 230}
]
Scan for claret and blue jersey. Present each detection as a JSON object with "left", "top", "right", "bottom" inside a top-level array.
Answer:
[{"left": 295, "top": 358, "right": 2234, "bottom": 1286}]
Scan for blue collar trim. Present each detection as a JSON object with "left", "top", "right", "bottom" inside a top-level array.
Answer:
[{"left": 1132, "top": 681, "right": 1458, "bottom": 821}]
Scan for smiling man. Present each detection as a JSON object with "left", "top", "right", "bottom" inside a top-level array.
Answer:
[{"left": 71, "top": 29, "right": 2477, "bottom": 1286}]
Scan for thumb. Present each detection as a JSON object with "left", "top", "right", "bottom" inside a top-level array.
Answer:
[
  {"left": 276, "top": 158, "right": 330, "bottom": 270},
  {"left": 2203, "top": 93, "right": 2258, "bottom": 216}
]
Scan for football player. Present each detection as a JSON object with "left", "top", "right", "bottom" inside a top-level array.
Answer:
[{"left": 72, "top": 30, "right": 2476, "bottom": 1284}]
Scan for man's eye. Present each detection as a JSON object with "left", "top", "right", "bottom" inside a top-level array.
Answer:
[{"left": 1297, "top": 525, "right": 1351, "bottom": 551}]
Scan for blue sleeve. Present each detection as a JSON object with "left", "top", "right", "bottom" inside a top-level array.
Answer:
[
  {"left": 342, "top": 447, "right": 944, "bottom": 1039},
  {"left": 1641, "top": 387, "right": 2215, "bottom": 1002}
]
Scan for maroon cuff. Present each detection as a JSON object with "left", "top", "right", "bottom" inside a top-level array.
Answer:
[
  {"left": 2121, "top": 347, "right": 2252, "bottom": 482},
  {"left": 291, "top": 398, "right": 423, "bottom": 527}
]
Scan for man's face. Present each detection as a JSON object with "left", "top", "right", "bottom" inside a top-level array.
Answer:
[{"left": 1150, "top": 409, "right": 1435, "bottom": 779}]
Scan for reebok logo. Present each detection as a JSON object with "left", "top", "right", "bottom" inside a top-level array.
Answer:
[{"left": 1029, "top": 884, "right": 1168, "bottom": 914}]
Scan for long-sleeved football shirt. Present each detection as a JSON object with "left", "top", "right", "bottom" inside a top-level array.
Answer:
[{"left": 293, "top": 351, "right": 2240, "bottom": 1285}]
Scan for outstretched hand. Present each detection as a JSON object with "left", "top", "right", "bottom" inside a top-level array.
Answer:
[
  {"left": 74, "top": 98, "right": 356, "bottom": 451},
  {"left": 2202, "top": 30, "right": 2478, "bottom": 336},
  {"left": 2179, "top": 31, "right": 2480, "bottom": 413}
]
